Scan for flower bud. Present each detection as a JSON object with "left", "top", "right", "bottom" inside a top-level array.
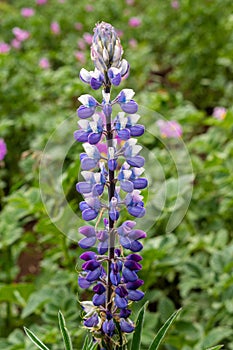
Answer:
[{"left": 91, "top": 22, "right": 123, "bottom": 73}]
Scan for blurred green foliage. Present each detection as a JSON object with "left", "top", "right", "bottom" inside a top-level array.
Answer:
[{"left": 0, "top": 0, "right": 233, "bottom": 349}]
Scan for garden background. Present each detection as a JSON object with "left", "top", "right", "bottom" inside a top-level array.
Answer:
[{"left": 0, "top": 0, "right": 233, "bottom": 349}]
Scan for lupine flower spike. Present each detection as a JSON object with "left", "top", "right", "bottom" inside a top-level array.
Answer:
[{"left": 75, "top": 22, "right": 147, "bottom": 349}]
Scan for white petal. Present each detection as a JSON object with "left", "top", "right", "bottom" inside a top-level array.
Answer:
[
  {"left": 81, "top": 171, "right": 93, "bottom": 181},
  {"left": 120, "top": 59, "right": 129, "bottom": 75},
  {"left": 78, "top": 94, "right": 92, "bottom": 106},
  {"left": 83, "top": 143, "right": 95, "bottom": 156},
  {"left": 133, "top": 167, "right": 145, "bottom": 176},
  {"left": 103, "top": 47, "right": 109, "bottom": 62},
  {"left": 80, "top": 68, "right": 91, "bottom": 83},
  {"left": 122, "top": 170, "right": 132, "bottom": 179},
  {"left": 132, "top": 145, "right": 142, "bottom": 156},
  {"left": 78, "top": 120, "right": 89, "bottom": 129},
  {"left": 102, "top": 90, "right": 110, "bottom": 104},
  {"left": 108, "top": 147, "right": 115, "bottom": 159},
  {"left": 121, "top": 88, "right": 135, "bottom": 101},
  {"left": 89, "top": 121, "right": 98, "bottom": 133},
  {"left": 128, "top": 114, "right": 140, "bottom": 124}
]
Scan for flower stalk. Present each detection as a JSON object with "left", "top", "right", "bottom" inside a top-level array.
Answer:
[{"left": 75, "top": 22, "right": 147, "bottom": 349}]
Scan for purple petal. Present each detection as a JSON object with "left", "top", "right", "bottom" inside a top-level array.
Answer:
[
  {"left": 117, "top": 128, "right": 131, "bottom": 140},
  {"left": 79, "top": 226, "right": 96, "bottom": 237},
  {"left": 76, "top": 182, "right": 93, "bottom": 194},
  {"left": 115, "top": 295, "right": 128, "bottom": 309},
  {"left": 79, "top": 201, "right": 89, "bottom": 211},
  {"left": 119, "top": 236, "right": 131, "bottom": 249},
  {"left": 128, "top": 229, "right": 146, "bottom": 240},
  {"left": 79, "top": 236, "right": 96, "bottom": 249},
  {"left": 119, "top": 308, "right": 131, "bottom": 319},
  {"left": 128, "top": 206, "right": 145, "bottom": 218},
  {"left": 102, "top": 319, "right": 115, "bottom": 336},
  {"left": 120, "top": 319, "right": 134, "bottom": 333},
  {"left": 129, "top": 240, "right": 143, "bottom": 252},
  {"left": 130, "top": 125, "right": 145, "bottom": 137},
  {"left": 86, "top": 267, "right": 102, "bottom": 282},
  {"left": 81, "top": 157, "right": 98, "bottom": 170},
  {"left": 110, "top": 271, "right": 121, "bottom": 286},
  {"left": 98, "top": 241, "right": 108, "bottom": 255},
  {"left": 120, "top": 180, "right": 134, "bottom": 193},
  {"left": 133, "top": 178, "right": 148, "bottom": 189},
  {"left": 93, "top": 292, "right": 106, "bottom": 306},
  {"left": 103, "top": 104, "right": 112, "bottom": 117},
  {"left": 80, "top": 251, "right": 96, "bottom": 261},
  {"left": 84, "top": 313, "right": 99, "bottom": 327},
  {"left": 82, "top": 209, "right": 98, "bottom": 221},
  {"left": 77, "top": 105, "right": 95, "bottom": 119},
  {"left": 115, "top": 286, "right": 128, "bottom": 297},
  {"left": 126, "top": 254, "right": 142, "bottom": 262},
  {"left": 127, "top": 156, "right": 145, "bottom": 167},
  {"left": 74, "top": 130, "right": 89, "bottom": 142},
  {"left": 93, "top": 283, "right": 106, "bottom": 294},
  {"left": 90, "top": 77, "right": 103, "bottom": 90},
  {"left": 128, "top": 290, "right": 144, "bottom": 301},
  {"left": 122, "top": 267, "right": 138, "bottom": 282},
  {"left": 126, "top": 279, "right": 144, "bottom": 290},
  {"left": 111, "top": 73, "right": 121, "bottom": 86},
  {"left": 78, "top": 276, "right": 91, "bottom": 289},
  {"left": 120, "top": 100, "right": 138, "bottom": 114},
  {"left": 82, "top": 260, "right": 100, "bottom": 271},
  {"left": 88, "top": 132, "right": 102, "bottom": 145},
  {"left": 124, "top": 260, "right": 142, "bottom": 271},
  {"left": 108, "top": 159, "right": 117, "bottom": 171}
]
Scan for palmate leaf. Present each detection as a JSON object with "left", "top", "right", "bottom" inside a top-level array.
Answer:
[
  {"left": 23, "top": 327, "right": 50, "bottom": 350},
  {"left": 148, "top": 308, "right": 182, "bottom": 350},
  {"left": 205, "top": 346, "right": 224, "bottom": 350},
  {"left": 130, "top": 301, "right": 148, "bottom": 350},
  {"left": 58, "top": 310, "right": 73, "bottom": 350}
]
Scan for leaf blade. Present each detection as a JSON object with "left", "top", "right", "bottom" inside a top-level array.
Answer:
[
  {"left": 148, "top": 308, "right": 182, "bottom": 350},
  {"left": 205, "top": 346, "right": 224, "bottom": 350},
  {"left": 24, "top": 327, "right": 50, "bottom": 350},
  {"left": 58, "top": 311, "right": 73, "bottom": 350},
  {"left": 130, "top": 301, "right": 148, "bottom": 350}
]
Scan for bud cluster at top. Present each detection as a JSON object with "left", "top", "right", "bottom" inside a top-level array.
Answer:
[{"left": 75, "top": 22, "right": 147, "bottom": 349}]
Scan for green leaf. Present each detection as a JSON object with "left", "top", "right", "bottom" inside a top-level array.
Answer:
[
  {"left": 148, "top": 308, "right": 182, "bottom": 350},
  {"left": 130, "top": 301, "right": 148, "bottom": 350},
  {"left": 58, "top": 310, "right": 73, "bottom": 350},
  {"left": 24, "top": 327, "right": 50, "bottom": 350},
  {"left": 205, "top": 346, "right": 224, "bottom": 350}
]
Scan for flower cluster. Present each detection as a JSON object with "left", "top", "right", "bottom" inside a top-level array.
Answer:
[{"left": 75, "top": 22, "right": 147, "bottom": 348}]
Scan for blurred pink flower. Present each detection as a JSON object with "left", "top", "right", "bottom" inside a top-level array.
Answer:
[
  {"left": 21, "top": 8, "right": 35, "bottom": 17},
  {"left": 51, "top": 22, "right": 60, "bottom": 35},
  {"left": 74, "top": 22, "right": 83, "bottom": 31},
  {"left": 11, "top": 39, "right": 21, "bottom": 49},
  {"left": 171, "top": 0, "right": 180, "bottom": 8},
  {"left": 0, "top": 139, "right": 7, "bottom": 161},
  {"left": 36, "top": 0, "right": 47, "bottom": 5},
  {"left": 128, "top": 17, "right": 141, "bottom": 27},
  {"left": 77, "top": 39, "right": 86, "bottom": 50},
  {"left": 75, "top": 51, "right": 86, "bottom": 64},
  {"left": 39, "top": 57, "right": 50, "bottom": 69},
  {"left": 12, "top": 27, "right": 30, "bottom": 42},
  {"left": 126, "top": 0, "right": 134, "bottom": 4},
  {"left": 85, "top": 4, "right": 94, "bottom": 12},
  {"left": 0, "top": 42, "right": 10, "bottom": 54},
  {"left": 212, "top": 107, "right": 227, "bottom": 120},
  {"left": 83, "top": 33, "right": 93, "bottom": 45},
  {"left": 116, "top": 30, "right": 124, "bottom": 38},
  {"left": 129, "top": 38, "right": 138, "bottom": 48},
  {"left": 157, "top": 120, "right": 182, "bottom": 138}
]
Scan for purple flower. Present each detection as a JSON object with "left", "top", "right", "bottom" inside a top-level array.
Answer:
[
  {"left": 115, "top": 89, "right": 138, "bottom": 114},
  {"left": 212, "top": 107, "right": 227, "bottom": 120},
  {"left": 78, "top": 226, "right": 97, "bottom": 249},
  {"left": 39, "top": 58, "right": 50, "bottom": 69},
  {"left": 0, "top": 139, "right": 7, "bottom": 161},
  {"left": 128, "top": 17, "right": 141, "bottom": 28},
  {"left": 21, "top": 8, "right": 35, "bottom": 17},
  {"left": 77, "top": 95, "right": 99, "bottom": 119},
  {"left": 36, "top": 0, "right": 47, "bottom": 4},
  {"left": 51, "top": 21, "right": 60, "bottom": 35},
  {"left": 0, "top": 42, "right": 10, "bottom": 54},
  {"left": 157, "top": 119, "right": 182, "bottom": 138},
  {"left": 171, "top": 0, "right": 180, "bottom": 9},
  {"left": 12, "top": 27, "right": 30, "bottom": 42}
]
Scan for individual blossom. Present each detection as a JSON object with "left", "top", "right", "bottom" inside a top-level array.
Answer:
[
  {"left": 74, "top": 22, "right": 83, "bottom": 31},
  {"left": 0, "top": 139, "right": 7, "bottom": 161},
  {"left": 75, "top": 51, "right": 86, "bottom": 64},
  {"left": 129, "top": 38, "right": 138, "bottom": 48},
  {"left": 0, "top": 42, "right": 10, "bottom": 54},
  {"left": 212, "top": 107, "right": 227, "bottom": 120},
  {"left": 83, "top": 33, "right": 93, "bottom": 45},
  {"left": 51, "top": 21, "right": 60, "bottom": 35},
  {"left": 171, "top": 0, "right": 180, "bottom": 9},
  {"left": 12, "top": 27, "right": 30, "bottom": 42},
  {"left": 21, "top": 8, "right": 35, "bottom": 17},
  {"left": 11, "top": 39, "right": 21, "bottom": 49},
  {"left": 157, "top": 119, "right": 182, "bottom": 138},
  {"left": 128, "top": 17, "right": 141, "bottom": 28},
  {"left": 39, "top": 57, "right": 50, "bottom": 69}
]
